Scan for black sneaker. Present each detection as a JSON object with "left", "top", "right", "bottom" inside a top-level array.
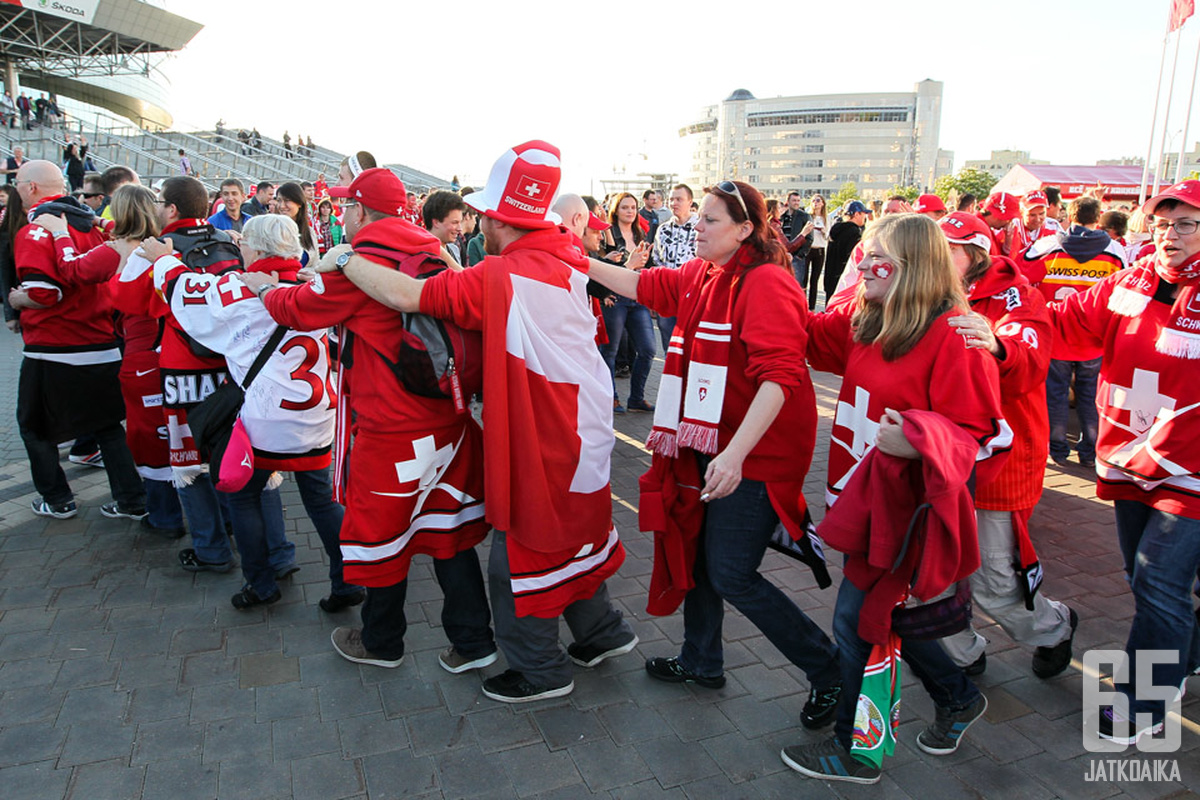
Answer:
[
  {"left": 481, "top": 669, "right": 573, "bottom": 704},
  {"left": 644, "top": 656, "right": 725, "bottom": 689},
  {"left": 965, "top": 652, "right": 987, "bottom": 677},
  {"left": 568, "top": 634, "right": 639, "bottom": 668},
  {"left": 780, "top": 737, "right": 881, "bottom": 785},
  {"left": 800, "top": 683, "right": 843, "bottom": 729},
  {"left": 231, "top": 585, "right": 282, "bottom": 610},
  {"left": 1096, "top": 705, "right": 1165, "bottom": 746},
  {"left": 1032, "top": 608, "right": 1078, "bottom": 679},
  {"left": 100, "top": 501, "right": 148, "bottom": 521},
  {"left": 318, "top": 590, "right": 366, "bottom": 613},
  {"left": 178, "top": 548, "right": 233, "bottom": 573},
  {"left": 916, "top": 694, "right": 988, "bottom": 755},
  {"left": 31, "top": 498, "right": 77, "bottom": 519},
  {"left": 140, "top": 516, "right": 187, "bottom": 539}
]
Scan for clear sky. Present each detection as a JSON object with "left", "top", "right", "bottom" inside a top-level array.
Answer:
[{"left": 157, "top": 0, "right": 1194, "bottom": 191}]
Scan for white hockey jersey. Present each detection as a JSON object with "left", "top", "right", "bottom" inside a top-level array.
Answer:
[{"left": 154, "top": 254, "right": 335, "bottom": 471}]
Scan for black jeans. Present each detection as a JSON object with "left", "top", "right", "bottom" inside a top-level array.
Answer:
[
  {"left": 22, "top": 421, "right": 143, "bottom": 508},
  {"left": 360, "top": 547, "right": 494, "bottom": 660}
]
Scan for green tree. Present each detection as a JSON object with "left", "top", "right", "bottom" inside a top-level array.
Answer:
[
  {"left": 829, "top": 181, "right": 858, "bottom": 210},
  {"left": 888, "top": 184, "right": 921, "bottom": 202},
  {"left": 933, "top": 168, "right": 997, "bottom": 203}
]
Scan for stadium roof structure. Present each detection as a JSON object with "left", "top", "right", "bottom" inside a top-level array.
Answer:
[
  {"left": 0, "top": 0, "right": 202, "bottom": 127},
  {"left": 994, "top": 164, "right": 1168, "bottom": 200}
]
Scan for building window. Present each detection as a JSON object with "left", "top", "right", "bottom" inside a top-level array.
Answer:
[
  {"left": 803, "top": 144, "right": 824, "bottom": 153},
  {"left": 746, "top": 108, "right": 910, "bottom": 127},
  {"left": 679, "top": 120, "right": 718, "bottom": 137}
]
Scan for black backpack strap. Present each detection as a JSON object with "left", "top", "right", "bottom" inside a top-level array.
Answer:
[{"left": 242, "top": 325, "right": 287, "bottom": 390}]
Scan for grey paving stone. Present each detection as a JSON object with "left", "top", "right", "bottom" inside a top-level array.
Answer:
[
  {"left": 218, "top": 760, "right": 293, "bottom": 800},
  {"left": 0, "top": 606, "right": 57, "bottom": 634},
  {"left": 56, "top": 684, "right": 130, "bottom": 726},
  {"left": 0, "top": 760, "right": 72, "bottom": 800},
  {"left": 532, "top": 704, "right": 609, "bottom": 751},
  {"left": 0, "top": 722, "right": 66, "bottom": 766},
  {"left": 58, "top": 720, "right": 136, "bottom": 766},
  {"left": 1017, "top": 752, "right": 1119, "bottom": 799},
  {"left": 224, "top": 623, "right": 282, "bottom": 657},
  {"left": 568, "top": 738, "right": 651, "bottom": 793},
  {"left": 886, "top": 756, "right": 979, "bottom": 800},
  {"left": 131, "top": 718, "right": 204, "bottom": 764},
  {"left": 189, "top": 682, "right": 252, "bottom": 724},
  {"left": 0, "top": 629, "right": 59, "bottom": 660},
  {"left": 469, "top": 706, "right": 542, "bottom": 754},
  {"left": 317, "top": 678, "right": 381, "bottom": 721},
  {"left": 338, "top": 711, "right": 411, "bottom": 758},
  {"left": 53, "top": 655, "right": 120, "bottom": 691},
  {"left": 299, "top": 650, "right": 360, "bottom": 686},
  {"left": 290, "top": 751, "right": 365, "bottom": 800},
  {"left": 66, "top": 759, "right": 146, "bottom": 800},
  {"left": 0, "top": 657, "right": 61, "bottom": 690},
  {"left": 49, "top": 607, "right": 109, "bottom": 634},
  {"left": 407, "top": 709, "right": 473, "bottom": 757},
  {"left": 201, "top": 717, "right": 272, "bottom": 765},
  {"left": 0, "top": 687, "right": 65, "bottom": 726},
  {"left": 595, "top": 702, "right": 674, "bottom": 746},
  {"left": 178, "top": 651, "right": 237, "bottom": 689},
  {"left": 110, "top": 627, "right": 173, "bottom": 659},
  {"left": 361, "top": 750, "right": 440, "bottom": 799},
  {"left": 634, "top": 735, "right": 721, "bottom": 789},
  {"left": 240, "top": 651, "right": 301, "bottom": 689},
  {"left": 607, "top": 780, "right": 689, "bottom": 799},
  {"left": 125, "top": 683, "right": 191, "bottom": 724},
  {"left": 271, "top": 715, "right": 339, "bottom": 761},
  {"left": 380, "top": 673, "right": 444, "bottom": 718},
  {"left": 567, "top": 674, "right": 630, "bottom": 711},
  {"left": 656, "top": 697, "right": 736, "bottom": 742},
  {"left": 169, "top": 626, "right": 225, "bottom": 657},
  {"left": 142, "top": 757, "right": 219, "bottom": 800},
  {"left": 434, "top": 743, "right": 513, "bottom": 799},
  {"left": 255, "top": 681, "right": 317, "bottom": 721},
  {"left": 497, "top": 742, "right": 582, "bottom": 797}
]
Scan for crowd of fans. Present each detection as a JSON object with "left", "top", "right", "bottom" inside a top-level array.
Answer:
[{"left": 0, "top": 136, "right": 1196, "bottom": 785}]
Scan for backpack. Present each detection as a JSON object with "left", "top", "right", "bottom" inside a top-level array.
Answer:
[
  {"left": 353, "top": 245, "right": 482, "bottom": 413},
  {"left": 164, "top": 224, "right": 244, "bottom": 360}
]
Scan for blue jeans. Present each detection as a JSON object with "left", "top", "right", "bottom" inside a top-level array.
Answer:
[
  {"left": 224, "top": 469, "right": 295, "bottom": 598},
  {"left": 657, "top": 315, "right": 676, "bottom": 352},
  {"left": 679, "top": 477, "right": 840, "bottom": 687},
  {"left": 832, "top": 578, "right": 981, "bottom": 751},
  {"left": 177, "top": 474, "right": 232, "bottom": 564},
  {"left": 1113, "top": 500, "right": 1200, "bottom": 722},
  {"left": 292, "top": 467, "right": 359, "bottom": 597},
  {"left": 600, "top": 298, "right": 656, "bottom": 405},
  {"left": 1046, "top": 357, "right": 1100, "bottom": 462},
  {"left": 145, "top": 478, "right": 184, "bottom": 529}
]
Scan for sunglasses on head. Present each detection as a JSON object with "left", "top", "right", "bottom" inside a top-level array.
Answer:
[{"left": 714, "top": 180, "right": 749, "bottom": 220}]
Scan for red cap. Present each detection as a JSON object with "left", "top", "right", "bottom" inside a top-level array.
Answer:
[
  {"left": 979, "top": 192, "right": 1021, "bottom": 223},
  {"left": 328, "top": 167, "right": 407, "bottom": 216},
  {"left": 939, "top": 211, "right": 995, "bottom": 252},
  {"left": 587, "top": 213, "right": 610, "bottom": 231},
  {"left": 1021, "top": 190, "right": 1048, "bottom": 209},
  {"left": 464, "top": 140, "right": 562, "bottom": 230},
  {"left": 1142, "top": 179, "right": 1200, "bottom": 214},
  {"left": 913, "top": 194, "right": 946, "bottom": 214}
]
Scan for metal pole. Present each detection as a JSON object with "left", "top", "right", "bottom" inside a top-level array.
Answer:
[
  {"left": 1155, "top": 28, "right": 1186, "bottom": 196},
  {"left": 1142, "top": 28, "right": 1172, "bottom": 203},
  {"left": 1176, "top": 27, "right": 1200, "bottom": 183}
]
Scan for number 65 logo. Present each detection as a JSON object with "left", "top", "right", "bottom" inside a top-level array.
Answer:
[{"left": 1082, "top": 650, "right": 1182, "bottom": 752}]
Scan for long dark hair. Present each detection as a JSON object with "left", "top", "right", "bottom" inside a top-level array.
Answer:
[
  {"left": 708, "top": 180, "right": 789, "bottom": 269},
  {"left": 276, "top": 181, "right": 314, "bottom": 252},
  {"left": 607, "top": 192, "right": 643, "bottom": 247},
  {"left": 2, "top": 185, "right": 25, "bottom": 244}
]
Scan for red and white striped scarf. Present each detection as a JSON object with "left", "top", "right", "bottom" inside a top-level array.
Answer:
[
  {"left": 1107, "top": 253, "right": 1200, "bottom": 359},
  {"left": 647, "top": 249, "right": 755, "bottom": 457}
]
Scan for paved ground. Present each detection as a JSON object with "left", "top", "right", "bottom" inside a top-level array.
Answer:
[{"left": 0, "top": 327, "right": 1197, "bottom": 800}]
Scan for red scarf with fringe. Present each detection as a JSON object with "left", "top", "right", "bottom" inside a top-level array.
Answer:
[
  {"left": 1107, "top": 253, "right": 1200, "bottom": 359},
  {"left": 646, "top": 246, "right": 759, "bottom": 456}
]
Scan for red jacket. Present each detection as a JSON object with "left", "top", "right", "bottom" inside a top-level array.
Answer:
[
  {"left": 968, "top": 257, "right": 1052, "bottom": 511},
  {"left": 818, "top": 410, "right": 981, "bottom": 645},
  {"left": 636, "top": 258, "right": 817, "bottom": 483}
]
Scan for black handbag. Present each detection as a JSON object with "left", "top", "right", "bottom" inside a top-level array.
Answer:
[
  {"left": 186, "top": 325, "right": 287, "bottom": 463},
  {"left": 888, "top": 503, "right": 974, "bottom": 641}
]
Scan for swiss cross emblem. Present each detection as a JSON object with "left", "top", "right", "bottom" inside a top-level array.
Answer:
[
  {"left": 698, "top": 387, "right": 708, "bottom": 401},
  {"left": 27, "top": 227, "right": 49, "bottom": 241},
  {"left": 515, "top": 175, "right": 549, "bottom": 202}
]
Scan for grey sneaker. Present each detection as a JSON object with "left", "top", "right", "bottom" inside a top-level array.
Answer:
[
  {"left": 438, "top": 646, "right": 498, "bottom": 674},
  {"left": 31, "top": 498, "right": 77, "bottom": 519},
  {"left": 780, "top": 737, "right": 881, "bottom": 784},
  {"left": 916, "top": 694, "right": 988, "bottom": 755},
  {"left": 330, "top": 627, "right": 403, "bottom": 668},
  {"left": 568, "top": 634, "right": 639, "bottom": 668}
]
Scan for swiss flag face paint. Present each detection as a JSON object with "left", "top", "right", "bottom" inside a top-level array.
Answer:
[{"left": 871, "top": 262, "right": 896, "bottom": 280}]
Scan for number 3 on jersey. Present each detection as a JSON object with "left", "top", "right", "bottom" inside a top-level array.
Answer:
[{"left": 279, "top": 335, "right": 335, "bottom": 411}]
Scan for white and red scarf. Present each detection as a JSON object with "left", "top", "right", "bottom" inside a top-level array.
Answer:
[
  {"left": 1108, "top": 253, "right": 1200, "bottom": 359},
  {"left": 646, "top": 250, "right": 755, "bottom": 457}
]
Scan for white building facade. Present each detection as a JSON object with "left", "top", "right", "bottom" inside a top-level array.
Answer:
[{"left": 679, "top": 80, "right": 952, "bottom": 198}]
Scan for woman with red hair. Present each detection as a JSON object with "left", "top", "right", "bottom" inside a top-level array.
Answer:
[{"left": 586, "top": 180, "right": 843, "bottom": 730}]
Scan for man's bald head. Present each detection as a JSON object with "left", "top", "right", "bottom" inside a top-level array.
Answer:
[
  {"left": 16, "top": 160, "right": 66, "bottom": 207},
  {"left": 551, "top": 193, "right": 588, "bottom": 238}
]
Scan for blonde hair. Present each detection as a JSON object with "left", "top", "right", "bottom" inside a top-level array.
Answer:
[
  {"left": 1126, "top": 208, "right": 1149, "bottom": 235},
  {"left": 109, "top": 184, "right": 160, "bottom": 240},
  {"left": 852, "top": 214, "right": 967, "bottom": 361},
  {"left": 241, "top": 213, "right": 302, "bottom": 259}
]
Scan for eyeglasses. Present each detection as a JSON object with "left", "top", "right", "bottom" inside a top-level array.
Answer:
[
  {"left": 714, "top": 180, "right": 749, "bottom": 220},
  {"left": 81, "top": 192, "right": 103, "bottom": 199},
  {"left": 1151, "top": 218, "right": 1200, "bottom": 235}
]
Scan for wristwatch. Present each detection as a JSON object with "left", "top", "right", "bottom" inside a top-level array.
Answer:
[
  {"left": 335, "top": 251, "right": 353, "bottom": 271},
  {"left": 255, "top": 283, "right": 274, "bottom": 299}
]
